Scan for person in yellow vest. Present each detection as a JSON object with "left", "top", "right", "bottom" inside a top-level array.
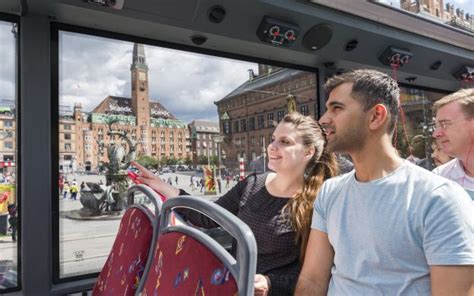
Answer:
[
  {"left": 70, "top": 182, "right": 79, "bottom": 201},
  {"left": 63, "top": 182, "right": 70, "bottom": 199}
]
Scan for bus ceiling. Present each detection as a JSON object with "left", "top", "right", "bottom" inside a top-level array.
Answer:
[{"left": 0, "top": 0, "right": 472, "bottom": 91}]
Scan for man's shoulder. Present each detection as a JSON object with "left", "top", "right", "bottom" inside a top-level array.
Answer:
[
  {"left": 318, "top": 171, "right": 354, "bottom": 198},
  {"left": 404, "top": 161, "right": 456, "bottom": 189},
  {"left": 432, "top": 158, "right": 458, "bottom": 176}
]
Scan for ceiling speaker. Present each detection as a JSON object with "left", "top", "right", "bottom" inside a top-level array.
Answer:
[{"left": 302, "top": 24, "right": 333, "bottom": 51}]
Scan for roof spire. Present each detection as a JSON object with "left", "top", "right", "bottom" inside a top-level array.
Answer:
[{"left": 131, "top": 43, "right": 148, "bottom": 70}]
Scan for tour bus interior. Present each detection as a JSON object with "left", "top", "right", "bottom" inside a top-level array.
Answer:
[{"left": 0, "top": 0, "right": 472, "bottom": 295}]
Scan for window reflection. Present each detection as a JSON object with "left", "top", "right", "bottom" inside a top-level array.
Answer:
[
  {"left": 395, "top": 86, "right": 448, "bottom": 170},
  {"left": 375, "top": 0, "right": 474, "bottom": 33}
]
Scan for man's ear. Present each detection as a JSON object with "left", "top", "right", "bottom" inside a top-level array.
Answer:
[{"left": 368, "top": 104, "right": 388, "bottom": 131}]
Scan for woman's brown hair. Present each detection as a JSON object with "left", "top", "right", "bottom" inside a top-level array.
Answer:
[{"left": 281, "top": 112, "right": 338, "bottom": 261}]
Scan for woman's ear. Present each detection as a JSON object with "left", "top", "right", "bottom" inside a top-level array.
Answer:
[
  {"left": 305, "top": 146, "right": 316, "bottom": 160},
  {"left": 369, "top": 104, "right": 388, "bottom": 131}
]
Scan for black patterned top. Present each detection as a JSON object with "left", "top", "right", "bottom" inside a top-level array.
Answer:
[{"left": 178, "top": 173, "right": 301, "bottom": 296}]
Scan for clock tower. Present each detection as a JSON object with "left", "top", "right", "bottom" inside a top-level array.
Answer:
[{"left": 131, "top": 43, "right": 150, "bottom": 153}]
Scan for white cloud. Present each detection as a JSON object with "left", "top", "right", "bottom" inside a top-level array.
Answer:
[
  {"left": 0, "top": 21, "right": 16, "bottom": 102},
  {"left": 59, "top": 32, "right": 258, "bottom": 123}
]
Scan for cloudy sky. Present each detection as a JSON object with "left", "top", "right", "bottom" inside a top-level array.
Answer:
[
  {"left": 0, "top": 21, "right": 16, "bottom": 104},
  {"left": 59, "top": 31, "right": 258, "bottom": 123}
]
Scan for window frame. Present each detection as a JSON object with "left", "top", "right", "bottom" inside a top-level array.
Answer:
[{"left": 51, "top": 22, "right": 320, "bottom": 284}]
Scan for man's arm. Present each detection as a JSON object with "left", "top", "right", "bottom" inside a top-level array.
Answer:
[
  {"left": 294, "top": 229, "right": 334, "bottom": 296},
  {"left": 430, "top": 265, "right": 474, "bottom": 296}
]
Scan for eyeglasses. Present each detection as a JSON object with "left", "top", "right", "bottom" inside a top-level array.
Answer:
[{"left": 432, "top": 117, "right": 472, "bottom": 130}]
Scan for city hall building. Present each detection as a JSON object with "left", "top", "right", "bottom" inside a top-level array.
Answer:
[{"left": 58, "top": 44, "right": 189, "bottom": 172}]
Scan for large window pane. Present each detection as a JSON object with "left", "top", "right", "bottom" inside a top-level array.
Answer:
[
  {"left": 0, "top": 20, "right": 18, "bottom": 291},
  {"left": 58, "top": 30, "right": 317, "bottom": 278}
]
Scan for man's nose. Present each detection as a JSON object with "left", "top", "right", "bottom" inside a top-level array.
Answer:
[
  {"left": 319, "top": 111, "right": 330, "bottom": 127},
  {"left": 432, "top": 127, "right": 443, "bottom": 139}
]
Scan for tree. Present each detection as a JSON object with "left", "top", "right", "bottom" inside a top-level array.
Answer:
[
  {"left": 135, "top": 155, "right": 157, "bottom": 169},
  {"left": 166, "top": 156, "right": 178, "bottom": 166},
  {"left": 184, "top": 157, "right": 193, "bottom": 166},
  {"left": 159, "top": 156, "right": 169, "bottom": 167}
]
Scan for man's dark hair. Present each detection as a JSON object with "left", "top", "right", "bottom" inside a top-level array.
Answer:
[{"left": 324, "top": 69, "right": 400, "bottom": 134}]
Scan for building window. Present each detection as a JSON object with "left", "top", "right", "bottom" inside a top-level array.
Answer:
[
  {"left": 260, "top": 135, "right": 265, "bottom": 146},
  {"left": 257, "top": 115, "right": 264, "bottom": 129},
  {"left": 277, "top": 110, "right": 285, "bottom": 122},
  {"left": 300, "top": 105, "right": 309, "bottom": 116},
  {"left": 267, "top": 112, "right": 274, "bottom": 127},
  {"left": 223, "top": 121, "right": 231, "bottom": 134},
  {"left": 64, "top": 143, "right": 71, "bottom": 151},
  {"left": 64, "top": 155, "right": 73, "bottom": 160},
  {"left": 64, "top": 133, "right": 71, "bottom": 140},
  {"left": 249, "top": 117, "right": 255, "bottom": 131},
  {"left": 4, "top": 141, "right": 13, "bottom": 149},
  {"left": 250, "top": 136, "right": 255, "bottom": 146},
  {"left": 4, "top": 120, "right": 13, "bottom": 127},
  {"left": 64, "top": 124, "right": 71, "bottom": 130},
  {"left": 241, "top": 119, "right": 247, "bottom": 132},
  {"left": 234, "top": 121, "right": 240, "bottom": 133}
]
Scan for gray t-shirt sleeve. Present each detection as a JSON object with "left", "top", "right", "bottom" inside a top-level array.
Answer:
[
  {"left": 311, "top": 182, "right": 328, "bottom": 233},
  {"left": 423, "top": 183, "right": 474, "bottom": 265}
]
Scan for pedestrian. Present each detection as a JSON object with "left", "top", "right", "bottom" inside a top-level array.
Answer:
[
  {"left": 167, "top": 176, "right": 173, "bottom": 185},
  {"left": 175, "top": 175, "right": 178, "bottom": 186},
  {"left": 70, "top": 182, "right": 79, "bottom": 200},
  {"left": 63, "top": 182, "right": 70, "bottom": 199},
  {"left": 7, "top": 204, "right": 17, "bottom": 242},
  {"left": 59, "top": 176, "right": 64, "bottom": 197},
  {"left": 199, "top": 178, "right": 205, "bottom": 192},
  {"left": 216, "top": 177, "right": 222, "bottom": 193},
  {"left": 190, "top": 175, "right": 195, "bottom": 191},
  {"left": 295, "top": 69, "right": 473, "bottom": 295},
  {"left": 132, "top": 111, "right": 338, "bottom": 295},
  {"left": 432, "top": 88, "right": 474, "bottom": 200},
  {"left": 225, "top": 175, "right": 230, "bottom": 188},
  {"left": 80, "top": 181, "right": 86, "bottom": 193}
]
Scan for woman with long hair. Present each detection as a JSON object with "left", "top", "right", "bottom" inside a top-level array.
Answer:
[{"left": 132, "top": 112, "right": 338, "bottom": 295}]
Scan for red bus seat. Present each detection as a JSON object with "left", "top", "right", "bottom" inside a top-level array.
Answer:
[
  {"left": 92, "top": 184, "right": 163, "bottom": 296},
  {"left": 137, "top": 196, "right": 257, "bottom": 296}
]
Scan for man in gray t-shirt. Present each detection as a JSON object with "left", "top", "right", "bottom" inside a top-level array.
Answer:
[{"left": 295, "top": 70, "right": 474, "bottom": 295}]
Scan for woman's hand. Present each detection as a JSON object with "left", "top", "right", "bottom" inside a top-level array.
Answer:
[
  {"left": 254, "top": 274, "right": 270, "bottom": 296},
  {"left": 130, "top": 161, "right": 179, "bottom": 197}
]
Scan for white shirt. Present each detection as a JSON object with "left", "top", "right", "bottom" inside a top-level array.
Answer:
[{"left": 433, "top": 158, "right": 474, "bottom": 199}]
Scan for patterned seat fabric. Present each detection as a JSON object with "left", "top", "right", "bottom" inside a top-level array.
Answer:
[
  {"left": 92, "top": 206, "right": 154, "bottom": 296},
  {"left": 140, "top": 231, "right": 238, "bottom": 296}
]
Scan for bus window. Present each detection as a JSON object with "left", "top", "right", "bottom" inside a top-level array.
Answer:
[
  {"left": 56, "top": 28, "right": 319, "bottom": 280},
  {"left": 0, "top": 19, "right": 18, "bottom": 292}
]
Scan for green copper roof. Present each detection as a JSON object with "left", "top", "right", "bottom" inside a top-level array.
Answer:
[
  {"left": 91, "top": 113, "right": 136, "bottom": 125},
  {"left": 150, "top": 118, "right": 187, "bottom": 129}
]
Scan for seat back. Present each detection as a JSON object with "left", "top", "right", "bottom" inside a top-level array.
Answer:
[
  {"left": 137, "top": 196, "right": 257, "bottom": 296},
  {"left": 92, "top": 184, "right": 163, "bottom": 296}
]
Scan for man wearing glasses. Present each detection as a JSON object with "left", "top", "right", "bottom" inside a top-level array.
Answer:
[{"left": 432, "top": 88, "right": 474, "bottom": 200}]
